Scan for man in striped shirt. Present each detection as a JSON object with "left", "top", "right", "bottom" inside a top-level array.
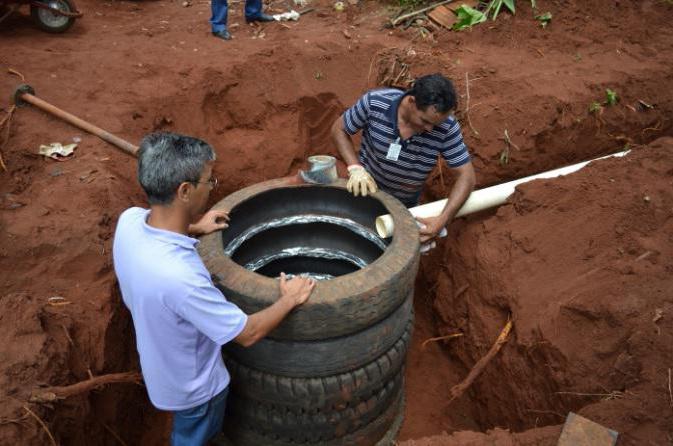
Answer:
[{"left": 331, "top": 73, "right": 476, "bottom": 243}]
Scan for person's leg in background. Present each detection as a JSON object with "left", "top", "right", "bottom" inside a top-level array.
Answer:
[
  {"left": 244, "top": 0, "right": 274, "bottom": 22},
  {"left": 171, "top": 387, "right": 229, "bottom": 446},
  {"left": 210, "top": 0, "right": 232, "bottom": 40}
]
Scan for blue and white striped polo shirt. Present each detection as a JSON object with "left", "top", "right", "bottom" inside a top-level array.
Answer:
[{"left": 343, "top": 88, "right": 470, "bottom": 206}]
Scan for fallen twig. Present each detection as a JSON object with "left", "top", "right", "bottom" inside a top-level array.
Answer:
[
  {"left": 391, "top": 0, "right": 453, "bottom": 26},
  {"left": 422, "top": 332, "right": 463, "bottom": 349},
  {"left": 0, "top": 105, "right": 16, "bottom": 171},
  {"left": 23, "top": 405, "right": 57, "bottom": 446},
  {"left": 555, "top": 390, "right": 624, "bottom": 400},
  {"left": 464, "top": 72, "right": 479, "bottom": 137},
  {"left": 448, "top": 319, "right": 512, "bottom": 403},
  {"left": 30, "top": 372, "right": 142, "bottom": 404},
  {"left": 103, "top": 422, "right": 128, "bottom": 446},
  {"left": 668, "top": 369, "right": 673, "bottom": 407},
  {"left": 60, "top": 324, "right": 74, "bottom": 346},
  {"left": 8, "top": 68, "right": 26, "bottom": 81},
  {"left": 499, "top": 129, "right": 520, "bottom": 165}
]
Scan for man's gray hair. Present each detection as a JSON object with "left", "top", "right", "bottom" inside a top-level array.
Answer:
[{"left": 137, "top": 132, "right": 216, "bottom": 205}]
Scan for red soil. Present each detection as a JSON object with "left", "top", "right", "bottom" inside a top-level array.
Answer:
[{"left": 1, "top": 0, "right": 672, "bottom": 444}]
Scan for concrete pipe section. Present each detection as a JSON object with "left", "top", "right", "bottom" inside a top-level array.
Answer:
[{"left": 199, "top": 178, "right": 420, "bottom": 446}]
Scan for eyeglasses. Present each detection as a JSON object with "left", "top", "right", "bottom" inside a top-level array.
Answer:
[{"left": 191, "top": 177, "right": 219, "bottom": 189}]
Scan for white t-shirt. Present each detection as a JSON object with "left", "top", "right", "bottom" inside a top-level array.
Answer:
[{"left": 113, "top": 207, "right": 247, "bottom": 411}]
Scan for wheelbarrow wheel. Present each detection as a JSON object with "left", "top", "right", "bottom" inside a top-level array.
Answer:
[{"left": 30, "top": 0, "right": 76, "bottom": 33}]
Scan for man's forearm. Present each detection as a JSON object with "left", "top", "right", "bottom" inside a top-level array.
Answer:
[
  {"left": 331, "top": 116, "right": 360, "bottom": 166},
  {"left": 439, "top": 163, "right": 476, "bottom": 223},
  {"left": 235, "top": 297, "right": 295, "bottom": 347}
]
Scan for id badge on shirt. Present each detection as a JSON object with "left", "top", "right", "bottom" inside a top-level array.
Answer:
[{"left": 386, "top": 138, "right": 402, "bottom": 161}]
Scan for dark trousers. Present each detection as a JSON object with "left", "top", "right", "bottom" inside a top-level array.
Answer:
[{"left": 210, "top": 0, "right": 262, "bottom": 32}]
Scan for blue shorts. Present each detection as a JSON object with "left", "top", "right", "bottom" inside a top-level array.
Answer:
[{"left": 171, "top": 387, "right": 229, "bottom": 446}]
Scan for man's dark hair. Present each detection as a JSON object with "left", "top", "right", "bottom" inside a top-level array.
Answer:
[
  {"left": 137, "top": 132, "right": 215, "bottom": 205},
  {"left": 407, "top": 73, "right": 457, "bottom": 113}
]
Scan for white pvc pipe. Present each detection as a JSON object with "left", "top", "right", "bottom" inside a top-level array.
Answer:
[{"left": 375, "top": 150, "right": 630, "bottom": 238}]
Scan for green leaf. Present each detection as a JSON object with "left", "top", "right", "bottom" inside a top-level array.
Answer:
[
  {"left": 605, "top": 89, "right": 619, "bottom": 106},
  {"left": 535, "top": 11, "right": 552, "bottom": 28},
  {"left": 452, "top": 5, "right": 487, "bottom": 30},
  {"left": 503, "top": 0, "right": 515, "bottom": 13},
  {"left": 589, "top": 101, "right": 602, "bottom": 114}
]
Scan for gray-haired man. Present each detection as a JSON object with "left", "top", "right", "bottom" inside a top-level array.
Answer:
[{"left": 112, "top": 132, "right": 315, "bottom": 446}]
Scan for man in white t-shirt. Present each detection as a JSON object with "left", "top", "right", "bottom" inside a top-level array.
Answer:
[{"left": 113, "top": 132, "right": 315, "bottom": 446}]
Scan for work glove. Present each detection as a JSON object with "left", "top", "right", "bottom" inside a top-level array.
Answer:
[{"left": 347, "top": 165, "right": 378, "bottom": 197}]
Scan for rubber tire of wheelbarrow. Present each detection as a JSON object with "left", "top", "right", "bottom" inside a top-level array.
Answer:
[
  {"left": 225, "top": 318, "right": 411, "bottom": 411},
  {"left": 221, "top": 387, "right": 406, "bottom": 446},
  {"left": 224, "top": 292, "right": 413, "bottom": 377},
  {"left": 30, "top": 0, "right": 76, "bottom": 33},
  {"left": 199, "top": 179, "right": 420, "bottom": 342}
]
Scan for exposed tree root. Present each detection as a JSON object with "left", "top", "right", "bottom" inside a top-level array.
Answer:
[
  {"left": 448, "top": 319, "right": 513, "bottom": 404},
  {"left": 30, "top": 372, "right": 142, "bottom": 404}
]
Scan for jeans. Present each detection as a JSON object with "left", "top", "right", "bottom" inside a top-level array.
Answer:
[
  {"left": 171, "top": 387, "right": 229, "bottom": 446},
  {"left": 210, "top": 0, "right": 262, "bottom": 32}
]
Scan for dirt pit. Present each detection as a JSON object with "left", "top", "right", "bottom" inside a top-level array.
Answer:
[{"left": 1, "top": 0, "right": 673, "bottom": 444}]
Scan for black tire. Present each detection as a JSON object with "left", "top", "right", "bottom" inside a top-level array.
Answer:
[
  {"left": 226, "top": 318, "right": 412, "bottom": 411},
  {"left": 227, "top": 368, "right": 403, "bottom": 443},
  {"left": 199, "top": 179, "right": 420, "bottom": 341},
  {"left": 30, "top": 0, "right": 76, "bottom": 33},
  {"left": 222, "top": 388, "right": 406, "bottom": 446},
  {"left": 225, "top": 292, "right": 413, "bottom": 377}
]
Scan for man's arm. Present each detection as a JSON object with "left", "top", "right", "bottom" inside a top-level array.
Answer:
[
  {"left": 331, "top": 116, "right": 360, "bottom": 166},
  {"left": 331, "top": 115, "right": 378, "bottom": 197},
  {"left": 188, "top": 210, "right": 229, "bottom": 236},
  {"left": 235, "top": 273, "right": 315, "bottom": 347},
  {"left": 417, "top": 162, "right": 475, "bottom": 243}
]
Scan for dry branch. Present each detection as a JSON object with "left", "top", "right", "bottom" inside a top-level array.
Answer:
[
  {"left": 668, "top": 369, "right": 673, "bottom": 407},
  {"left": 0, "top": 105, "right": 16, "bottom": 171},
  {"left": 23, "top": 405, "right": 57, "bottom": 446},
  {"left": 448, "top": 319, "right": 512, "bottom": 403},
  {"left": 422, "top": 332, "right": 463, "bottom": 349},
  {"left": 30, "top": 372, "right": 142, "bottom": 404},
  {"left": 103, "top": 422, "right": 128, "bottom": 446},
  {"left": 464, "top": 72, "right": 479, "bottom": 137}
]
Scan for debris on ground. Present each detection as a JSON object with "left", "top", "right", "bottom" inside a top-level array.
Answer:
[
  {"left": 557, "top": 412, "right": 618, "bottom": 446},
  {"left": 38, "top": 142, "right": 77, "bottom": 161},
  {"left": 273, "top": 10, "right": 301, "bottom": 21}
]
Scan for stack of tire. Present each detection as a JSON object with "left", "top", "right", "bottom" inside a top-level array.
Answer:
[{"left": 199, "top": 179, "right": 420, "bottom": 446}]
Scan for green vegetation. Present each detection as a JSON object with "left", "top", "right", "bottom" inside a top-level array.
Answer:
[
  {"left": 589, "top": 89, "right": 619, "bottom": 114},
  {"left": 605, "top": 89, "right": 619, "bottom": 106},
  {"left": 452, "top": 0, "right": 540, "bottom": 31},
  {"left": 535, "top": 11, "right": 552, "bottom": 28},
  {"left": 484, "top": 0, "right": 517, "bottom": 20},
  {"left": 452, "top": 5, "right": 487, "bottom": 30},
  {"left": 589, "top": 101, "right": 603, "bottom": 114}
]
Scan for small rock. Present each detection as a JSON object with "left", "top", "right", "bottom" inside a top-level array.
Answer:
[{"left": 643, "top": 195, "right": 650, "bottom": 202}]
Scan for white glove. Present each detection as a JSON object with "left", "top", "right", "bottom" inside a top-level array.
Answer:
[{"left": 346, "top": 165, "right": 378, "bottom": 197}]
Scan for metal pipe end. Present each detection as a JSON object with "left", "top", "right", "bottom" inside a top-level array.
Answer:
[{"left": 11, "top": 84, "right": 35, "bottom": 107}]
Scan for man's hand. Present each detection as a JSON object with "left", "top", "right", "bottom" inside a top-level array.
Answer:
[
  {"left": 279, "top": 273, "right": 316, "bottom": 307},
  {"left": 416, "top": 215, "right": 447, "bottom": 243},
  {"left": 189, "top": 210, "right": 230, "bottom": 236},
  {"left": 347, "top": 165, "right": 378, "bottom": 197}
]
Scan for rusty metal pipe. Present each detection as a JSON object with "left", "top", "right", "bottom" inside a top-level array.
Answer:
[{"left": 12, "top": 84, "right": 138, "bottom": 157}]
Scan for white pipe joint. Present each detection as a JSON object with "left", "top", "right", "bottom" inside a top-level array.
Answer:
[{"left": 375, "top": 150, "right": 630, "bottom": 238}]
